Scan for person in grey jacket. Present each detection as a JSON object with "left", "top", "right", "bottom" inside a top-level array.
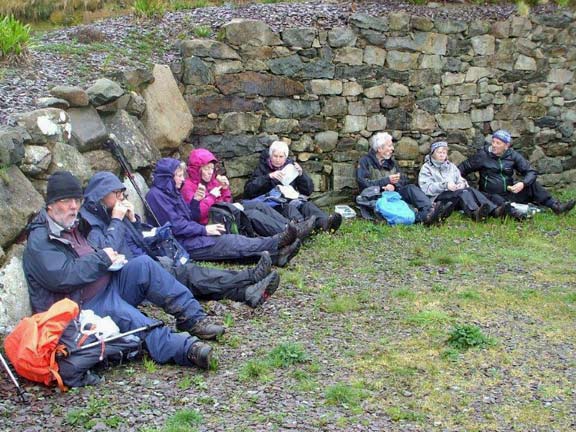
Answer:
[{"left": 418, "top": 141, "right": 524, "bottom": 221}]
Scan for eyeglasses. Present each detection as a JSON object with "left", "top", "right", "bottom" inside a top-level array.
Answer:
[
  {"left": 114, "top": 190, "right": 128, "bottom": 199},
  {"left": 58, "top": 197, "right": 83, "bottom": 206}
]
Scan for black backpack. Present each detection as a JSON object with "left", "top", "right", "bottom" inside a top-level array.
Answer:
[
  {"left": 209, "top": 203, "right": 256, "bottom": 237},
  {"left": 56, "top": 318, "right": 143, "bottom": 388}
]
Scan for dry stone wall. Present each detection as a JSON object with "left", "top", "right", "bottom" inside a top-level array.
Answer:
[{"left": 178, "top": 12, "right": 576, "bottom": 202}]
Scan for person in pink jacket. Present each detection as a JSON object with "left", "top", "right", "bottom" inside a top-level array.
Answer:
[{"left": 182, "top": 148, "right": 315, "bottom": 239}]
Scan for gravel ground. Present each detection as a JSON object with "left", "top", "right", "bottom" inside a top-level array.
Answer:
[{"left": 0, "top": 0, "right": 560, "bottom": 126}]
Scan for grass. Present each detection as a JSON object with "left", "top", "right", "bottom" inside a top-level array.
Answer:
[
  {"left": 3, "top": 197, "right": 576, "bottom": 430},
  {"left": 0, "top": 15, "right": 32, "bottom": 61}
]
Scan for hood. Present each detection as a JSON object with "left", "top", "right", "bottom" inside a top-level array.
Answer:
[
  {"left": 27, "top": 208, "right": 49, "bottom": 234},
  {"left": 187, "top": 148, "right": 218, "bottom": 184},
  {"left": 81, "top": 172, "right": 126, "bottom": 227},
  {"left": 152, "top": 158, "right": 181, "bottom": 195}
]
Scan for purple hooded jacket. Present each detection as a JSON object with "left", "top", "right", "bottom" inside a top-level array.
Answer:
[{"left": 145, "top": 158, "right": 217, "bottom": 251}]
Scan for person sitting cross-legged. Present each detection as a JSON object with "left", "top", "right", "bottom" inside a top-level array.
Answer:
[
  {"left": 418, "top": 141, "right": 525, "bottom": 221},
  {"left": 23, "top": 171, "right": 220, "bottom": 370},
  {"left": 356, "top": 132, "right": 453, "bottom": 226},
  {"left": 458, "top": 129, "right": 575, "bottom": 215},
  {"left": 81, "top": 171, "right": 280, "bottom": 309}
]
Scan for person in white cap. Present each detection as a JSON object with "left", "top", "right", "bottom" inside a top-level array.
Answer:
[{"left": 459, "top": 130, "right": 575, "bottom": 215}]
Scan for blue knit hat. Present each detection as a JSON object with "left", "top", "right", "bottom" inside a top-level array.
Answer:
[
  {"left": 493, "top": 130, "right": 512, "bottom": 145},
  {"left": 430, "top": 141, "right": 448, "bottom": 155}
]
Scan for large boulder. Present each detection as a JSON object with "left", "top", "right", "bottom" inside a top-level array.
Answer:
[
  {"left": 0, "top": 167, "right": 44, "bottom": 247},
  {"left": 0, "top": 126, "right": 28, "bottom": 166},
  {"left": 48, "top": 142, "right": 93, "bottom": 185},
  {"left": 102, "top": 110, "right": 161, "bottom": 170},
  {"left": 86, "top": 78, "right": 124, "bottom": 106},
  {"left": 14, "top": 108, "right": 71, "bottom": 145},
  {"left": 222, "top": 19, "right": 281, "bottom": 47},
  {"left": 50, "top": 85, "right": 89, "bottom": 107},
  {"left": 122, "top": 173, "right": 150, "bottom": 223},
  {"left": 20, "top": 145, "right": 52, "bottom": 177},
  {"left": 0, "top": 245, "right": 31, "bottom": 334},
  {"left": 68, "top": 106, "right": 109, "bottom": 152},
  {"left": 142, "top": 64, "right": 194, "bottom": 151},
  {"left": 181, "top": 39, "right": 240, "bottom": 59}
]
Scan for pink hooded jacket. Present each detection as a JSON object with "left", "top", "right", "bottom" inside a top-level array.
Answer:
[{"left": 181, "top": 148, "right": 232, "bottom": 224}]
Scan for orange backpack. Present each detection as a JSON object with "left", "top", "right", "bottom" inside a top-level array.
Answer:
[{"left": 3, "top": 298, "right": 79, "bottom": 391}]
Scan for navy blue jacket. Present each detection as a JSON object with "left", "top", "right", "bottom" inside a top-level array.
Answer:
[
  {"left": 80, "top": 171, "right": 147, "bottom": 259},
  {"left": 23, "top": 210, "right": 112, "bottom": 313},
  {"left": 458, "top": 145, "right": 538, "bottom": 195}
]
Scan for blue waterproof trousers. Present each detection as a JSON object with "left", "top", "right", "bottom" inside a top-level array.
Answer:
[
  {"left": 84, "top": 255, "right": 204, "bottom": 366},
  {"left": 186, "top": 233, "right": 279, "bottom": 262}
]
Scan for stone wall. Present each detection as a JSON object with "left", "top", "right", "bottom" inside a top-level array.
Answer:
[
  {"left": 1, "top": 11, "right": 576, "bottom": 330},
  {"left": 176, "top": 12, "right": 576, "bottom": 199}
]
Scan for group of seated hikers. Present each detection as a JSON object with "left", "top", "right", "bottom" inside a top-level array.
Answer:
[{"left": 22, "top": 130, "right": 575, "bottom": 376}]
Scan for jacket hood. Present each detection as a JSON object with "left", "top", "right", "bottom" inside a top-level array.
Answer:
[
  {"left": 81, "top": 172, "right": 126, "bottom": 228},
  {"left": 152, "top": 158, "right": 182, "bottom": 196},
  {"left": 187, "top": 148, "right": 218, "bottom": 184}
]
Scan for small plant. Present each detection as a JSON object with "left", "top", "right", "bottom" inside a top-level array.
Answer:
[
  {"left": 164, "top": 409, "right": 203, "bottom": 432},
  {"left": 325, "top": 383, "right": 367, "bottom": 409},
  {"left": 268, "top": 342, "right": 309, "bottom": 368},
  {"left": 133, "top": 0, "right": 166, "bottom": 20},
  {"left": 193, "top": 25, "right": 212, "bottom": 38},
  {"left": 239, "top": 359, "right": 271, "bottom": 381},
  {"left": 223, "top": 312, "right": 234, "bottom": 327},
  {"left": 0, "top": 15, "right": 31, "bottom": 61},
  {"left": 446, "top": 324, "right": 496, "bottom": 351},
  {"left": 386, "top": 406, "right": 425, "bottom": 422},
  {"left": 143, "top": 356, "right": 158, "bottom": 373},
  {"left": 178, "top": 375, "right": 192, "bottom": 390}
]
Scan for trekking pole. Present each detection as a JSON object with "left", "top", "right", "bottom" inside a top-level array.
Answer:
[
  {"left": 68, "top": 321, "right": 163, "bottom": 354},
  {"left": 0, "top": 352, "right": 28, "bottom": 404},
  {"left": 104, "top": 134, "right": 161, "bottom": 226}
]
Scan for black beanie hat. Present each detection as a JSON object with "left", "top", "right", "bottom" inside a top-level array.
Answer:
[{"left": 46, "top": 171, "right": 83, "bottom": 204}]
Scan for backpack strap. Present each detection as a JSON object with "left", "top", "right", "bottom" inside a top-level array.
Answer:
[{"left": 51, "top": 345, "right": 68, "bottom": 392}]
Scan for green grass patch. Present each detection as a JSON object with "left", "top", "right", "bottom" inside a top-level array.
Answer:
[
  {"left": 446, "top": 324, "right": 496, "bottom": 351},
  {"left": 324, "top": 382, "right": 368, "bottom": 410},
  {"left": 0, "top": 15, "right": 32, "bottom": 59}
]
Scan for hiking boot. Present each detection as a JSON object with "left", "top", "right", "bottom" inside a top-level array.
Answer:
[
  {"left": 275, "top": 223, "right": 298, "bottom": 248},
  {"left": 422, "top": 202, "right": 443, "bottom": 226},
  {"left": 472, "top": 203, "right": 491, "bottom": 222},
  {"left": 326, "top": 213, "right": 343, "bottom": 233},
  {"left": 493, "top": 202, "right": 526, "bottom": 221},
  {"left": 438, "top": 201, "right": 456, "bottom": 222},
  {"left": 551, "top": 199, "right": 576, "bottom": 215},
  {"left": 188, "top": 318, "right": 225, "bottom": 340},
  {"left": 244, "top": 271, "right": 280, "bottom": 308},
  {"left": 252, "top": 251, "right": 272, "bottom": 282},
  {"left": 275, "top": 238, "right": 301, "bottom": 267},
  {"left": 492, "top": 203, "right": 507, "bottom": 218},
  {"left": 293, "top": 216, "right": 317, "bottom": 240},
  {"left": 187, "top": 341, "right": 212, "bottom": 369}
]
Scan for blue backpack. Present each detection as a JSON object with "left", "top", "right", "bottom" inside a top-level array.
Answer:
[{"left": 375, "top": 192, "right": 415, "bottom": 225}]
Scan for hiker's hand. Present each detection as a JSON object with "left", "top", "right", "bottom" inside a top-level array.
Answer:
[
  {"left": 103, "top": 247, "right": 120, "bottom": 263},
  {"left": 508, "top": 182, "right": 524, "bottom": 194},
  {"left": 206, "top": 224, "right": 225, "bottom": 236},
  {"left": 294, "top": 162, "right": 303, "bottom": 176},
  {"left": 389, "top": 173, "right": 401, "bottom": 184},
  {"left": 270, "top": 171, "right": 284, "bottom": 182},
  {"left": 209, "top": 186, "right": 222, "bottom": 198},
  {"left": 216, "top": 175, "right": 229, "bottom": 189},
  {"left": 447, "top": 182, "right": 459, "bottom": 191},
  {"left": 111, "top": 200, "right": 129, "bottom": 220},
  {"left": 121, "top": 199, "right": 136, "bottom": 222},
  {"left": 194, "top": 184, "right": 206, "bottom": 201},
  {"left": 383, "top": 184, "right": 395, "bottom": 191}
]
